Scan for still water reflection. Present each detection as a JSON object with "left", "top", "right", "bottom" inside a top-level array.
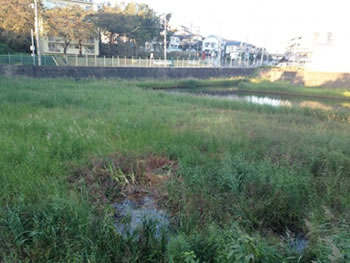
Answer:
[{"left": 169, "top": 88, "right": 350, "bottom": 111}]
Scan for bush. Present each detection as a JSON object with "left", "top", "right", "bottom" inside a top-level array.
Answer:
[{"left": 0, "top": 42, "right": 13, "bottom": 54}]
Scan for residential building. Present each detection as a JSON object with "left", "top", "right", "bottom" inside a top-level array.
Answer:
[
  {"left": 166, "top": 24, "right": 203, "bottom": 53},
  {"left": 224, "top": 40, "right": 259, "bottom": 66},
  {"left": 202, "top": 35, "right": 225, "bottom": 58},
  {"left": 285, "top": 34, "right": 314, "bottom": 64},
  {"left": 225, "top": 40, "right": 242, "bottom": 60},
  {"left": 40, "top": 0, "right": 99, "bottom": 56},
  {"left": 168, "top": 36, "right": 181, "bottom": 52},
  {"left": 43, "top": 0, "right": 96, "bottom": 10}
]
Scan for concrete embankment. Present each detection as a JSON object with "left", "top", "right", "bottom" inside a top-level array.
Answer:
[{"left": 0, "top": 65, "right": 254, "bottom": 79}]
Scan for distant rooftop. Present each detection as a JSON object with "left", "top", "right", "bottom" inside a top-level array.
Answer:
[
  {"left": 45, "top": 0, "right": 94, "bottom": 5},
  {"left": 64, "top": 0, "right": 94, "bottom": 3}
]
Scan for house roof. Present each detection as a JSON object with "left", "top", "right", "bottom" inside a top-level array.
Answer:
[
  {"left": 225, "top": 40, "right": 241, "bottom": 46},
  {"left": 204, "top": 35, "right": 226, "bottom": 41}
]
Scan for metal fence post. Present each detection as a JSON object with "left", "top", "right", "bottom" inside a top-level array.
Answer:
[{"left": 112, "top": 56, "right": 114, "bottom": 67}]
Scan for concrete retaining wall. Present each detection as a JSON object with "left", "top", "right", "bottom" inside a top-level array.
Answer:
[
  {"left": 3, "top": 66, "right": 350, "bottom": 88},
  {"left": 0, "top": 65, "right": 255, "bottom": 79}
]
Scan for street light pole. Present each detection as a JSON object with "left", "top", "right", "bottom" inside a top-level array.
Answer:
[{"left": 34, "top": 0, "right": 41, "bottom": 66}]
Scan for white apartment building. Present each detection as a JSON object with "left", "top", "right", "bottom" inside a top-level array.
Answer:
[{"left": 40, "top": 0, "right": 99, "bottom": 56}]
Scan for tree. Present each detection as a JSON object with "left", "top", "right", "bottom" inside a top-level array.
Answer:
[
  {"left": 90, "top": 3, "right": 161, "bottom": 56},
  {"left": 90, "top": 9, "right": 131, "bottom": 47},
  {"left": 0, "top": 0, "right": 35, "bottom": 33},
  {"left": 0, "top": 0, "right": 36, "bottom": 52},
  {"left": 44, "top": 6, "right": 96, "bottom": 55}
]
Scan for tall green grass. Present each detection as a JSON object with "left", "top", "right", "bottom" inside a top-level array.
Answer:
[{"left": 0, "top": 77, "right": 350, "bottom": 262}]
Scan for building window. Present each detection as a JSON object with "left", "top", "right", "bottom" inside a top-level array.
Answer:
[
  {"left": 48, "top": 43, "right": 61, "bottom": 52},
  {"left": 85, "top": 46, "right": 95, "bottom": 54}
]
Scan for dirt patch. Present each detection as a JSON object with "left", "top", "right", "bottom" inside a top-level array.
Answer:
[{"left": 68, "top": 153, "right": 178, "bottom": 207}]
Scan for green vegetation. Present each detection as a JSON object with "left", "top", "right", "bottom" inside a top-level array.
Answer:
[
  {"left": 0, "top": 42, "right": 13, "bottom": 54},
  {"left": 1, "top": 77, "right": 350, "bottom": 262},
  {"left": 135, "top": 78, "right": 247, "bottom": 89},
  {"left": 138, "top": 78, "right": 350, "bottom": 100},
  {"left": 0, "top": 0, "right": 164, "bottom": 57}
]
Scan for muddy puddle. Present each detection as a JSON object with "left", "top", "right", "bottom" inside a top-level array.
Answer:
[{"left": 113, "top": 196, "right": 169, "bottom": 238}]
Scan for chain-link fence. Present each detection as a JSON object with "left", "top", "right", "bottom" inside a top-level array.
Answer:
[{"left": 0, "top": 54, "right": 57, "bottom": 66}]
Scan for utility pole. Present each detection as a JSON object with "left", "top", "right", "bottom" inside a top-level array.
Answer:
[
  {"left": 260, "top": 47, "right": 264, "bottom": 66},
  {"left": 218, "top": 38, "right": 222, "bottom": 67},
  {"left": 163, "top": 15, "right": 167, "bottom": 64},
  {"left": 34, "top": 0, "right": 41, "bottom": 66},
  {"left": 197, "top": 27, "right": 200, "bottom": 54}
]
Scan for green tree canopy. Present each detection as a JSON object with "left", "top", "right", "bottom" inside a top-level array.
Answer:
[
  {"left": 44, "top": 6, "right": 97, "bottom": 55},
  {"left": 0, "top": 0, "right": 36, "bottom": 52},
  {"left": 91, "top": 3, "right": 161, "bottom": 47}
]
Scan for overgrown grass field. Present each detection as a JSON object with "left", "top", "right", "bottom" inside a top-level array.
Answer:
[{"left": 1, "top": 77, "right": 350, "bottom": 262}]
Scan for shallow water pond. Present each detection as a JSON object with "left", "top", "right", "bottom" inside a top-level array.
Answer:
[{"left": 168, "top": 87, "right": 350, "bottom": 111}]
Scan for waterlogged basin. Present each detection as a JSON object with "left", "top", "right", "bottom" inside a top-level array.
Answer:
[
  {"left": 113, "top": 196, "right": 169, "bottom": 238},
  {"left": 168, "top": 88, "right": 350, "bottom": 111},
  {"left": 287, "top": 233, "right": 308, "bottom": 253}
]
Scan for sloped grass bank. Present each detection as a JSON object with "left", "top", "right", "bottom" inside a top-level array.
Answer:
[{"left": 0, "top": 77, "right": 350, "bottom": 262}]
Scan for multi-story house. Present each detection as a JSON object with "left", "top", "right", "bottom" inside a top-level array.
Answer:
[
  {"left": 43, "top": 0, "right": 96, "bottom": 10},
  {"left": 168, "top": 25, "right": 203, "bottom": 53},
  {"left": 40, "top": 0, "right": 99, "bottom": 56},
  {"left": 284, "top": 32, "right": 350, "bottom": 71},
  {"left": 168, "top": 36, "right": 181, "bottom": 51},
  {"left": 285, "top": 35, "right": 315, "bottom": 64},
  {"left": 202, "top": 35, "right": 226, "bottom": 58}
]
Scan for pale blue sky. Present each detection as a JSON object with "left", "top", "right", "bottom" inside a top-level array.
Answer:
[{"left": 98, "top": 0, "right": 349, "bottom": 53}]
